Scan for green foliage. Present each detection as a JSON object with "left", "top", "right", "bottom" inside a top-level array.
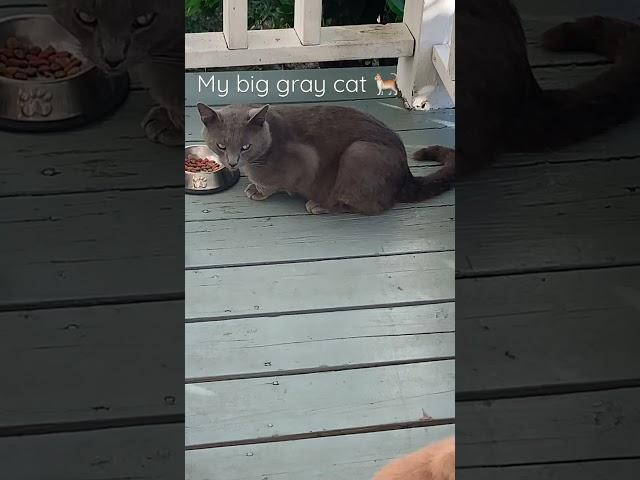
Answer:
[
  {"left": 185, "top": 0, "right": 403, "bottom": 33},
  {"left": 249, "top": 0, "right": 295, "bottom": 29},
  {"left": 185, "top": 0, "right": 296, "bottom": 32},
  {"left": 185, "top": 0, "right": 221, "bottom": 17},
  {"left": 385, "top": 0, "right": 404, "bottom": 21}
]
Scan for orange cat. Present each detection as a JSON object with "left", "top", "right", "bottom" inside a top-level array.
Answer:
[{"left": 373, "top": 436, "right": 455, "bottom": 480}]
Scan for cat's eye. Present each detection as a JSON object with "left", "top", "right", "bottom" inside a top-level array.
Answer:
[
  {"left": 216, "top": 143, "right": 226, "bottom": 150},
  {"left": 133, "top": 12, "right": 156, "bottom": 28},
  {"left": 75, "top": 10, "right": 97, "bottom": 26},
  {"left": 241, "top": 144, "right": 252, "bottom": 151}
]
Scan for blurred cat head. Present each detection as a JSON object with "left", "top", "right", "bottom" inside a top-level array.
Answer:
[
  {"left": 196, "top": 103, "right": 273, "bottom": 172},
  {"left": 47, "top": 0, "right": 181, "bottom": 73}
]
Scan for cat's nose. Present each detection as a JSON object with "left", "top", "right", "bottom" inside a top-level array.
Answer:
[
  {"left": 228, "top": 158, "right": 239, "bottom": 168},
  {"left": 104, "top": 56, "right": 124, "bottom": 69}
]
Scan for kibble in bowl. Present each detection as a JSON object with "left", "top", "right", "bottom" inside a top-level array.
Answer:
[
  {"left": 0, "top": 37, "right": 84, "bottom": 80},
  {"left": 185, "top": 154, "right": 224, "bottom": 173},
  {"left": 185, "top": 145, "right": 240, "bottom": 195}
]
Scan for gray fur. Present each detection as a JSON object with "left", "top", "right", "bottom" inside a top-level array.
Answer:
[
  {"left": 197, "top": 103, "right": 452, "bottom": 215},
  {"left": 47, "top": 0, "right": 183, "bottom": 145}
]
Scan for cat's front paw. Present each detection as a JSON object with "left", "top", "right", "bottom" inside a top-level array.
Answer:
[
  {"left": 245, "top": 183, "right": 270, "bottom": 201},
  {"left": 141, "top": 106, "right": 183, "bottom": 146},
  {"left": 305, "top": 200, "right": 329, "bottom": 215}
]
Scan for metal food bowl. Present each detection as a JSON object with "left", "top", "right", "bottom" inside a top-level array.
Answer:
[
  {"left": 185, "top": 145, "right": 240, "bottom": 195},
  {"left": 0, "top": 14, "right": 129, "bottom": 131}
]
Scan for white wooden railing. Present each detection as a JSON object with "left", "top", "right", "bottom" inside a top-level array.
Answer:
[{"left": 185, "top": 0, "right": 455, "bottom": 109}]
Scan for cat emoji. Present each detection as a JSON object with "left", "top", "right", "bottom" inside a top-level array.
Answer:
[{"left": 375, "top": 73, "right": 398, "bottom": 96}]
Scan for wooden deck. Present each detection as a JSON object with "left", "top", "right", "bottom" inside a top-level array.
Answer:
[
  {"left": 184, "top": 66, "right": 456, "bottom": 478},
  {"left": 1, "top": 2, "right": 183, "bottom": 477}
]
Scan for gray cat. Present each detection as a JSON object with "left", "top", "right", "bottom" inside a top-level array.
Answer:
[
  {"left": 47, "top": 0, "right": 184, "bottom": 145},
  {"left": 197, "top": 103, "right": 454, "bottom": 214}
]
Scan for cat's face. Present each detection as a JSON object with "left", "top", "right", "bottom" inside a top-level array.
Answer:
[
  {"left": 47, "top": 0, "right": 177, "bottom": 73},
  {"left": 196, "top": 104, "right": 272, "bottom": 172}
]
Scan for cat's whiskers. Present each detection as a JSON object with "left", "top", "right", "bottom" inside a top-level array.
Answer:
[{"left": 148, "top": 54, "right": 183, "bottom": 65}]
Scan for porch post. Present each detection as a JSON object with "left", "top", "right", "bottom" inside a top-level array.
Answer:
[
  {"left": 223, "top": 0, "right": 248, "bottom": 49},
  {"left": 396, "top": 0, "right": 455, "bottom": 110},
  {"left": 294, "top": 0, "right": 322, "bottom": 45}
]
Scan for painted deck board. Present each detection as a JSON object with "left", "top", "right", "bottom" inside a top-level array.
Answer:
[
  {"left": 499, "top": 116, "right": 640, "bottom": 167},
  {"left": 0, "top": 424, "right": 182, "bottom": 480},
  {"left": 186, "top": 303, "right": 454, "bottom": 381},
  {"left": 0, "top": 302, "right": 183, "bottom": 431},
  {"left": 185, "top": 251, "right": 454, "bottom": 321},
  {"left": 0, "top": 422, "right": 452, "bottom": 480},
  {"left": 183, "top": 150, "right": 640, "bottom": 278},
  {"left": 458, "top": 387, "right": 640, "bottom": 467},
  {"left": 457, "top": 266, "right": 640, "bottom": 395},
  {"left": 2, "top": 188, "right": 183, "bottom": 309},
  {"left": 186, "top": 360, "right": 454, "bottom": 447},
  {"left": 187, "top": 425, "right": 454, "bottom": 480},
  {"left": 457, "top": 155, "right": 640, "bottom": 275},
  {"left": 459, "top": 459, "right": 640, "bottom": 480},
  {"left": 0, "top": 91, "right": 181, "bottom": 198},
  {"left": 186, "top": 205, "right": 454, "bottom": 268}
]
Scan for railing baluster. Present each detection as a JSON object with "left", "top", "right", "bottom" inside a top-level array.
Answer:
[
  {"left": 223, "top": 0, "right": 248, "bottom": 49},
  {"left": 294, "top": 0, "right": 322, "bottom": 46}
]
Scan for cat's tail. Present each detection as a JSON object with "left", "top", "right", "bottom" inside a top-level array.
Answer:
[
  {"left": 396, "top": 146, "right": 455, "bottom": 203},
  {"left": 514, "top": 16, "right": 640, "bottom": 150}
]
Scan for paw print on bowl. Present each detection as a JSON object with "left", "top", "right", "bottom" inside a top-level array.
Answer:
[
  {"left": 192, "top": 175, "right": 208, "bottom": 189},
  {"left": 18, "top": 88, "right": 53, "bottom": 118}
]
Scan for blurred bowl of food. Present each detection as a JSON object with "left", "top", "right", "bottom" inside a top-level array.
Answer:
[{"left": 0, "top": 14, "right": 129, "bottom": 131}]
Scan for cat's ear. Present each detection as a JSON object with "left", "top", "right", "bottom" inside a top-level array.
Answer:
[
  {"left": 197, "top": 103, "right": 220, "bottom": 125},
  {"left": 248, "top": 105, "right": 270, "bottom": 127}
]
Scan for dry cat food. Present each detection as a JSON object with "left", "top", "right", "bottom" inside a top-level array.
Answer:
[
  {"left": 185, "top": 154, "right": 223, "bottom": 173},
  {"left": 0, "top": 36, "right": 83, "bottom": 80}
]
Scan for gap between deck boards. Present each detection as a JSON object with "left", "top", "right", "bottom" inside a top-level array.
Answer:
[
  {"left": 456, "top": 260, "right": 640, "bottom": 280},
  {"left": 0, "top": 293, "right": 185, "bottom": 314},
  {"left": 0, "top": 414, "right": 184, "bottom": 439},
  {"left": 184, "top": 202, "right": 456, "bottom": 224},
  {"left": 457, "top": 378, "right": 640, "bottom": 402},
  {"left": 185, "top": 248, "right": 455, "bottom": 271},
  {"left": 185, "top": 298, "right": 454, "bottom": 323},
  {"left": 186, "top": 354, "right": 455, "bottom": 384},
  {"left": 185, "top": 417, "right": 455, "bottom": 451}
]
